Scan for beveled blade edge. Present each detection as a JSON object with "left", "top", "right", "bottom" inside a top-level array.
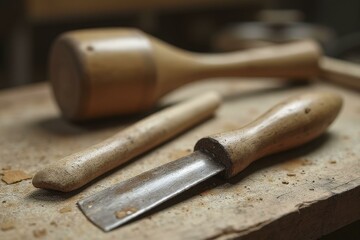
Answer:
[{"left": 78, "top": 151, "right": 224, "bottom": 231}]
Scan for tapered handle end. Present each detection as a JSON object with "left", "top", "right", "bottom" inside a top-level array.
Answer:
[{"left": 195, "top": 92, "right": 342, "bottom": 177}]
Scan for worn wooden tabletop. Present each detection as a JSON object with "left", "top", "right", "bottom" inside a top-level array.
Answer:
[{"left": 0, "top": 79, "right": 359, "bottom": 239}]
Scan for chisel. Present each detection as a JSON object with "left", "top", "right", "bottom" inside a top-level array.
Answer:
[{"left": 78, "top": 92, "right": 342, "bottom": 231}]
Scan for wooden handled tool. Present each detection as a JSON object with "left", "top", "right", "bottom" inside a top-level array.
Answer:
[
  {"left": 195, "top": 91, "right": 342, "bottom": 177},
  {"left": 320, "top": 57, "right": 360, "bottom": 90},
  {"left": 78, "top": 92, "right": 342, "bottom": 231},
  {"left": 32, "top": 92, "right": 221, "bottom": 192},
  {"left": 50, "top": 28, "right": 321, "bottom": 120}
]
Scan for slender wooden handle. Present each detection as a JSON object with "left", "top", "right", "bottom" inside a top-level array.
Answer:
[
  {"left": 192, "top": 40, "right": 321, "bottom": 79},
  {"left": 159, "top": 40, "right": 322, "bottom": 96},
  {"left": 195, "top": 92, "right": 342, "bottom": 177},
  {"left": 51, "top": 29, "right": 323, "bottom": 120},
  {"left": 320, "top": 57, "right": 360, "bottom": 91},
  {"left": 33, "top": 92, "right": 221, "bottom": 192}
]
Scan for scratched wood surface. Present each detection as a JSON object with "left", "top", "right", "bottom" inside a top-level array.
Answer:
[{"left": 0, "top": 79, "right": 359, "bottom": 239}]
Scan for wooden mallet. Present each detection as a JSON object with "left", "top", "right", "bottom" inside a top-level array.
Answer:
[{"left": 50, "top": 28, "right": 321, "bottom": 120}]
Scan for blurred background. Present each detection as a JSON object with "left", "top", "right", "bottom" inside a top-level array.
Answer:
[
  {"left": 0, "top": 0, "right": 360, "bottom": 89},
  {"left": 0, "top": 0, "right": 359, "bottom": 237}
]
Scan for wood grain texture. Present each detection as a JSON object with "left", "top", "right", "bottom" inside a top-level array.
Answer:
[
  {"left": 0, "top": 80, "right": 359, "bottom": 240},
  {"left": 195, "top": 92, "right": 342, "bottom": 177},
  {"left": 32, "top": 92, "right": 221, "bottom": 192},
  {"left": 50, "top": 29, "right": 321, "bottom": 120}
]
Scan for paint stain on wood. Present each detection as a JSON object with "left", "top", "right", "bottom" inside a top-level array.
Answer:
[
  {"left": 59, "top": 206, "right": 72, "bottom": 213},
  {"left": 1, "top": 170, "right": 32, "bottom": 184},
  {"left": 1, "top": 221, "right": 15, "bottom": 231},
  {"left": 33, "top": 229, "right": 47, "bottom": 238}
]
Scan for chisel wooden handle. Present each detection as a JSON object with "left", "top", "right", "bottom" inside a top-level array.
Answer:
[
  {"left": 195, "top": 92, "right": 342, "bottom": 177},
  {"left": 50, "top": 28, "right": 321, "bottom": 120},
  {"left": 32, "top": 92, "right": 221, "bottom": 192}
]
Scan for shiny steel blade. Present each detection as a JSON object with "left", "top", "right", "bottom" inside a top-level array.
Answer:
[{"left": 78, "top": 151, "right": 224, "bottom": 231}]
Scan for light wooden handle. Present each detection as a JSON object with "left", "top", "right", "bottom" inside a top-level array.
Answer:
[
  {"left": 193, "top": 40, "right": 321, "bottom": 78},
  {"left": 50, "top": 28, "right": 322, "bottom": 120},
  {"left": 320, "top": 57, "right": 360, "bottom": 91},
  {"left": 32, "top": 92, "right": 221, "bottom": 192},
  {"left": 151, "top": 39, "right": 322, "bottom": 98},
  {"left": 195, "top": 92, "right": 342, "bottom": 177}
]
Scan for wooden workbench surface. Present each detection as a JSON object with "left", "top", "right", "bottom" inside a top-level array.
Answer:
[{"left": 0, "top": 79, "right": 359, "bottom": 239}]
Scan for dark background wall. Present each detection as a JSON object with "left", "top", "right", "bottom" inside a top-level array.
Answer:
[{"left": 0, "top": 0, "right": 359, "bottom": 89}]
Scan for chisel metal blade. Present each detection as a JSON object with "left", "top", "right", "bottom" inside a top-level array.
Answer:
[{"left": 78, "top": 151, "right": 225, "bottom": 231}]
